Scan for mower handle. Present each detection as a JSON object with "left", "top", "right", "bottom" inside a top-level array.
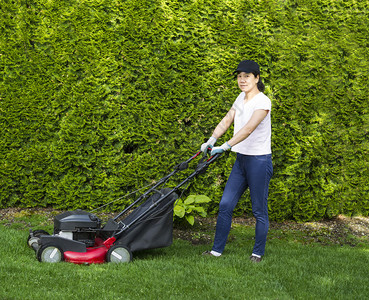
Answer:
[
  {"left": 207, "top": 152, "right": 222, "bottom": 163},
  {"left": 114, "top": 149, "right": 217, "bottom": 221},
  {"left": 114, "top": 150, "right": 222, "bottom": 234}
]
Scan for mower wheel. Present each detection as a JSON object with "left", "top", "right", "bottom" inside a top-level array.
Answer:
[
  {"left": 106, "top": 245, "right": 132, "bottom": 263},
  {"left": 27, "top": 230, "right": 49, "bottom": 248},
  {"left": 37, "top": 245, "right": 64, "bottom": 263}
]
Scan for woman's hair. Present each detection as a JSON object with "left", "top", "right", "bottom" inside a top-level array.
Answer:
[{"left": 252, "top": 71, "right": 265, "bottom": 92}]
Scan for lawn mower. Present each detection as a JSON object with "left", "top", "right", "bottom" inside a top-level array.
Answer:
[{"left": 27, "top": 150, "right": 220, "bottom": 264}]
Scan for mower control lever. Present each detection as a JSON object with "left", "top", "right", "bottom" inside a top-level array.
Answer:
[{"left": 195, "top": 151, "right": 222, "bottom": 174}]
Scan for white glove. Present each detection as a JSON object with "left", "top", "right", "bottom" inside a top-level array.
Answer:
[
  {"left": 210, "top": 142, "right": 231, "bottom": 155},
  {"left": 200, "top": 137, "right": 217, "bottom": 153}
]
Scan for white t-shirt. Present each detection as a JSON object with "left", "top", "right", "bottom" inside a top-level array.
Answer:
[{"left": 231, "top": 92, "right": 272, "bottom": 155}]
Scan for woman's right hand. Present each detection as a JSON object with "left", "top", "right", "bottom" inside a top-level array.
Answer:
[{"left": 200, "top": 137, "right": 217, "bottom": 153}]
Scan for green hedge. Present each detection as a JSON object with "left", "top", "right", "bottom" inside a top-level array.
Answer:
[{"left": 1, "top": 0, "right": 368, "bottom": 221}]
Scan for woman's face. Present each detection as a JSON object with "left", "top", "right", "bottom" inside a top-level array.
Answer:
[{"left": 237, "top": 72, "right": 259, "bottom": 93}]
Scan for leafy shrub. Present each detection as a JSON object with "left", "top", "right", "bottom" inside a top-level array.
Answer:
[{"left": 174, "top": 194, "right": 211, "bottom": 225}]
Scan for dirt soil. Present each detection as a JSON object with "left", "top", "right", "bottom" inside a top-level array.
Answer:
[
  {"left": 1, "top": 208, "right": 368, "bottom": 246},
  {"left": 173, "top": 214, "right": 369, "bottom": 246}
]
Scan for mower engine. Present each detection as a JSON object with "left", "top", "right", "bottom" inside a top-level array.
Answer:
[
  {"left": 28, "top": 210, "right": 103, "bottom": 261},
  {"left": 53, "top": 210, "right": 102, "bottom": 247}
]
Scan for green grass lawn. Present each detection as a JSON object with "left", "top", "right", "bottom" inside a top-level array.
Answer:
[{"left": 0, "top": 210, "right": 368, "bottom": 300}]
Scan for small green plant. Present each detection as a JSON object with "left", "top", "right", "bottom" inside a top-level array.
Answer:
[{"left": 173, "top": 195, "right": 211, "bottom": 225}]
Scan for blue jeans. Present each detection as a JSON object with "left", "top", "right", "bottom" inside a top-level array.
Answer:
[{"left": 212, "top": 153, "right": 273, "bottom": 256}]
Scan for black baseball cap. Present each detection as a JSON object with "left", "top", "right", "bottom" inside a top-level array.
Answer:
[{"left": 234, "top": 60, "right": 260, "bottom": 74}]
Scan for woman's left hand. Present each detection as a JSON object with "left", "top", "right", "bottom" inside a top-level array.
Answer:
[{"left": 210, "top": 142, "right": 231, "bottom": 156}]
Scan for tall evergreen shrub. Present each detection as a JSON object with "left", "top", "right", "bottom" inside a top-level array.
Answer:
[{"left": 1, "top": 0, "right": 368, "bottom": 221}]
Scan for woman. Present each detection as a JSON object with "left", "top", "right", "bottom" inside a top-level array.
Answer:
[{"left": 201, "top": 60, "right": 273, "bottom": 262}]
